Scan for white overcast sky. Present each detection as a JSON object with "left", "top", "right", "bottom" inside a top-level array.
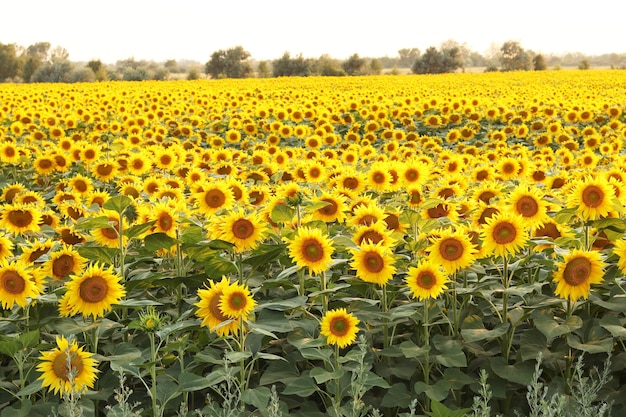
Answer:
[{"left": 1, "top": 0, "right": 623, "bottom": 64}]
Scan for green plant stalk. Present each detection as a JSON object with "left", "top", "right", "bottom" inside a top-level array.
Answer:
[
  {"left": 148, "top": 332, "right": 158, "bottom": 417},
  {"left": 334, "top": 343, "right": 341, "bottom": 410},
  {"left": 381, "top": 284, "right": 389, "bottom": 350},
  {"left": 118, "top": 213, "right": 126, "bottom": 280},
  {"left": 502, "top": 255, "right": 509, "bottom": 325},
  {"left": 423, "top": 299, "right": 431, "bottom": 384},
  {"left": 238, "top": 316, "right": 248, "bottom": 392},
  {"left": 321, "top": 271, "right": 328, "bottom": 314},
  {"left": 298, "top": 268, "right": 305, "bottom": 297},
  {"left": 237, "top": 252, "right": 244, "bottom": 285}
]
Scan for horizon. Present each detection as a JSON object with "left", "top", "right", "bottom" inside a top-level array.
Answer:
[{"left": 2, "top": 1, "right": 624, "bottom": 65}]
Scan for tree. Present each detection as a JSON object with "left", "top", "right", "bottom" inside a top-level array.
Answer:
[
  {"left": 398, "top": 48, "right": 420, "bottom": 68},
  {"left": 411, "top": 46, "right": 463, "bottom": 74},
  {"left": 533, "top": 54, "right": 547, "bottom": 71},
  {"left": 31, "top": 60, "right": 73, "bottom": 83},
  {"left": 163, "top": 59, "right": 179, "bottom": 73},
  {"left": 369, "top": 58, "right": 382, "bottom": 75},
  {"left": 256, "top": 61, "right": 271, "bottom": 78},
  {"left": 50, "top": 46, "right": 69, "bottom": 63},
  {"left": 0, "top": 43, "right": 20, "bottom": 81},
  {"left": 22, "top": 42, "right": 51, "bottom": 82},
  {"left": 316, "top": 54, "right": 344, "bottom": 76},
  {"left": 579, "top": 59, "right": 590, "bottom": 70},
  {"left": 342, "top": 53, "right": 365, "bottom": 75},
  {"left": 500, "top": 41, "right": 532, "bottom": 71},
  {"left": 205, "top": 46, "right": 252, "bottom": 79},
  {"left": 272, "top": 52, "right": 313, "bottom": 77}
]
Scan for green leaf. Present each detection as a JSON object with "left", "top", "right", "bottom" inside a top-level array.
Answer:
[
  {"left": 589, "top": 294, "right": 626, "bottom": 312},
  {"left": 433, "top": 335, "right": 467, "bottom": 367},
  {"left": 77, "top": 245, "right": 118, "bottom": 264},
  {"left": 414, "top": 379, "right": 450, "bottom": 402},
  {"left": 247, "top": 322, "right": 279, "bottom": 339},
  {"left": 244, "top": 243, "right": 287, "bottom": 269},
  {"left": 461, "top": 315, "right": 509, "bottom": 343},
  {"left": 381, "top": 383, "right": 414, "bottom": 408},
  {"left": 242, "top": 386, "right": 272, "bottom": 410},
  {"left": 105, "top": 343, "right": 144, "bottom": 367},
  {"left": 143, "top": 232, "right": 179, "bottom": 252},
  {"left": 18, "top": 329, "right": 39, "bottom": 348},
  {"left": 553, "top": 207, "right": 578, "bottom": 224},
  {"left": 225, "top": 350, "right": 253, "bottom": 363},
  {"left": 427, "top": 399, "right": 471, "bottom": 417},
  {"left": 361, "top": 371, "right": 390, "bottom": 389},
  {"left": 299, "top": 348, "right": 332, "bottom": 362},
  {"left": 15, "top": 379, "right": 43, "bottom": 397},
  {"left": 533, "top": 310, "right": 583, "bottom": 341},
  {"left": 399, "top": 340, "right": 429, "bottom": 359},
  {"left": 123, "top": 221, "right": 156, "bottom": 239},
  {"left": 75, "top": 215, "right": 112, "bottom": 231},
  {"left": 270, "top": 204, "right": 295, "bottom": 224},
  {"left": 257, "top": 296, "right": 308, "bottom": 311},
  {"left": 600, "top": 315, "right": 626, "bottom": 337},
  {"left": 566, "top": 333, "right": 613, "bottom": 354},
  {"left": 179, "top": 225, "right": 204, "bottom": 244},
  {"left": 0, "top": 339, "right": 20, "bottom": 356},
  {"left": 204, "top": 254, "right": 239, "bottom": 278},
  {"left": 281, "top": 371, "right": 318, "bottom": 397},
  {"left": 117, "top": 299, "right": 163, "bottom": 307},
  {"left": 490, "top": 357, "right": 535, "bottom": 385},
  {"left": 443, "top": 367, "right": 475, "bottom": 389},
  {"left": 178, "top": 372, "right": 214, "bottom": 392},
  {"left": 310, "top": 366, "right": 345, "bottom": 384},
  {"left": 0, "top": 399, "right": 32, "bottom": 417},
  {"left": 103, "top": 195, "right": 133, "bottom": 214},
  {"left": 275, "top": 264, "right": 300, "bottom": 280}
]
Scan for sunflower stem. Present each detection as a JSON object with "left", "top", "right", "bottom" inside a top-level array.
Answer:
[
  {"left": 502, "top": 255, "right": 509, "bottom": 325},
  {"left": 381, "top": 284, "right": 389, "bottom": 350},
  {"left": 320, "top": 271, "right": 328, "bottom": 314},
  {"left": 237, "top": 252, "right": 244, "bottom": 285},
  {"left": 148, "top": 332, "right": 158, "bottom": 417},
  {"left": 334, "top": 343, "right": 341, "bottom": 408},
  {"left": 298, "top": 268, "right": 305, "bottom": 297}
]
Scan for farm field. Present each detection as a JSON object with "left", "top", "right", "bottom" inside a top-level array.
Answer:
[{"left": 0, "top": 70, "right": 625, "bottom": 417}]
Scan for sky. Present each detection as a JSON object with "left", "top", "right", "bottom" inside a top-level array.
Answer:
[{"left": 1, "top": 0, "right": 624, "bottom": 64}]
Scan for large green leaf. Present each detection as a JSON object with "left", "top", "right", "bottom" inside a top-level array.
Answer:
[
  {"left": 123, "top": 220, "right": 156, "bottom": 239},
  {"left": 310, "top": 366, "right": 345, "bottom": 384},
  {"left": 242, "top": 386, "right": 272, "bottom": 410},
  {"left": 281, "top": 371, "right": 318, "bottom": 397},
  {"left": 103, "top": 195, "right": 133, "bottom": 214},
  {"left": 178, "top": 372, "right": 214, "bottom": 392},
  {"left": 381, "top": 382, "right": 414, "bottom": 409},
  {"left": 414, "top": 379, "right": 450, "bottom": 402},
  {"left": 433, "top": 335, "right": 467, "bottom": 367},
  {"left": 490, "top": 357, "right": 535, "bottom": 385},
  {"left": 427, "top": 399, "right": 471, "bottom": 417},
  {"left": 143, "top": 232, "right": 179, "bottom": 252},
  {"left": 461, "top": 315, "right": 509, "bottom": 343},
  {"left": 533, "top": 310, "right": 583, "bottom": 341}
]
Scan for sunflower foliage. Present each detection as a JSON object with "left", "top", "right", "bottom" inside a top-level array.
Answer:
[{"left": 1, "top": 71, "right": 626, "bottom": 417}]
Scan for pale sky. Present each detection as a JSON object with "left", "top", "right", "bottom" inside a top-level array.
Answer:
[{"left": 1, "top": 0, "right": 623, "bottom": 64}]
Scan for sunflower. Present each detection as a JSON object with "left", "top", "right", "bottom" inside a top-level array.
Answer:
[
  {"left": 320, "top": 308, "right": 360, "bottom": 348},
  {"left": 400, "top": 160, "right": 429, "bottom": 187},
  {"left": 219, "top": 281, "right": 256, "bottom": 320},
  {"left": 553, "top": 249, "right": 605, "bottom": 301},
  {"left": 0, "top": 233, "right": 14, "bottom": 261},
  {"left": 195, "top": 277, "right": 240, "bottom": 337},
  {"left": 19, "top": 239, "right": 55, "bottom": 264},
  {"left": 495, "top": 157, "right": 520, "bottom": 181},
  {"left": 37, "top": 335, "right": 99, "bottom": 396},
  {"left": 1, "top": 183, "right": 26, "bottom": 203},
  {"left": 44, "top": 244, "right": 87, "bottom": 281},
  {"left": 195, "top": 180, "right": 235, "bottom": 216},
  {"left": 428, "top": 228, "right": 477, "bottom": 275},
  {"left": 351, "top": 222, "right": 396, "bottom": 247},
  {"left": 33, "top": 155, "right": 56, "bottom": 176},
  {"left": 68, "top": 174, "right": 94, "bottom": 197},
  {"left": 90, "top": 210, "right": 129, "bottom": 249},
  {"left": 218, "top": 208, "right": 268, "bottom": 253},
  {"left": 612, "top": 239, "right": 626, "bottom": 274},
  {"left": 506, "top": 184, "right": 549, "bottom": 229},
  {"left": 349, "top": 241, "right": 396, "bottom": 286},
  {"left": 306, "top": 191, "right": 348, "bottom": 224},
  {"left": 567, "top": 176, "right": 617, "bottom": 221},
  {"left": 348, "top": 203, "right": 386, "bottom": 228},
  {"left": 63, "top": 263, "right": 126, "bottom": 319},
  {"left": 0, "top": 260, "right": 41, "bottom": 309},
  {"left": 405, "top": 259, "right": 449, "bottom": 301},
  {"left": 286, "top": 227, "right": 334, "bottom": 275},
  {"left": 0, "top": 203, "right": 42, "bottom": 235},
  {"left": 481, "top": 213, "right": 528, "bottom": 258}
]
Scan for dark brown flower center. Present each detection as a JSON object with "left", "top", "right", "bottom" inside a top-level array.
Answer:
[
  {"left": 478, "top": 207, "right": 499, "bottom": 225},
  {"left": 562, "top": 257, "right": 591, "bottom": 286},
  {"left": 52, "top": 352, "right": 84, "bottom": 381},
  {"left": 319, "top": 198, "right": 339, "bottom": 216},
  {"left": 427, "top": 204, "right": 449, "bottom": 219},
  {"left": 342, "top": 177, "right": 359, "bottom": 190},
  {"left": 358, "top": 214, "right": 378, "bottom": 226},
  {"left": 329, "top": 317, "right": 349, "bottom": 336},
  {"left": 493, "top": 221, "right": 517, "bottom": 244},
  {"left": 440, "top": 238, "right": 463, "bottom": 261},
  {"left": 227, "top": 291, "right": 247, "bottom": 310},
  {"left": 209, "top": 290, "right": 229, "bottom": 321},
  {"left": 2, "top": 270, "right": 25, "bottom": 294},
  {"left": 535, "top": 223, "right": 561, "bottom": 240},
  {"left": 205, "top": 189, "right": 226, "bottom": 208},
  {"left": 416, "top": 271, "right": 436, "bottom": 289},
  {"left": 357, "top": 230, "right": 383, "bottom": 245},
  {"left": 302, "top": 238, "right": 324, "bottom": 262},
  {"left": 383, "top": 213, "right": 399, "bottom": 231},
  {"left": 52, "top": 254, "right": 75, "bottom": 278},
  {"left": 8, "top": 209, "right": 33, "bottom": 227},
  {"left": 79, "top": 276, "right": 108, "bottom": 303},
  {"left": 363, "top": 251, "right": 385, "bottom": 273},
  {"left": 581, "top": 185, "right": 604, "bottom": 208},
  {"left": 516, "top": 195, "right": 539, "bottom": 217},
  {"left": 157, "top": 213, "right": 174, "bottom": 231},
  {"left": 232, "top": 219, "right": 254, "bottom": 239}
]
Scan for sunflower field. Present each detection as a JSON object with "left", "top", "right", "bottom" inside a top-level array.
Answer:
[{"left": 0, "top": 70, "right": 625, "bottom": 417}]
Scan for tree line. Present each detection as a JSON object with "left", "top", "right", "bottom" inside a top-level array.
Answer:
[{"left": 1, "top": 40, "right": 626, "bottom": 83}]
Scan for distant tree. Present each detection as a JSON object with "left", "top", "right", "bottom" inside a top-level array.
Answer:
[
  {"left": 316, "top": 54, "right": 344, "bottom": 76},
  {"left": 163, "top": 59, "right": 179, "bottom": 73},
  {"left": 86, "top": 60, "right": 108, "bottom": 81},
  {"left": 31, "top": 60, "right": 73, "bottom": 83},
  {"left": 500, "top": 41, "right": 531, "bottom": 71},
  {"left": 342, "top": 53, "right": 365, "bottom": 75},
  {"left": 205, "top": 46, "right": 252, "bottom": 79},
  {"left": 187, "top": 67, "right": 201, "bottom": 80},
  {"left": 440, "top": 39, "right": 471, "bottom": 70},
  {"left": 412, "top": 46, "right": 463, "bottom": 74},
  {"left": 69, "top": 67, "right": 96, "bottom": 83},
  {"left": 256, "top": 60, "right": 271, "bottom": 78},
  {"left": 369, "top": 58, "right": 382, "bottom": 75},
  {"left": 154, "top": 67, "right": 169, "bottom": 80},
  {"left": 0, "top": 43, "right": 20, "bottom": 81},
  {"left": 22, "top": 42, "right": 51, "bottom": 82},
  {"left": 50, "top": 46, "right": 69, "bottom": 63},
  {"left": 579, "top": 59, "right": 590, "bottom": 70},
  {"left": 533, "top": 54, "right": 547, "bottom": 70},
  {"left": 398, "top": 48, "right": 420, "bottom": 68},
  {"left": 272, "top": 52, "right": 313, "bottom": 77}
]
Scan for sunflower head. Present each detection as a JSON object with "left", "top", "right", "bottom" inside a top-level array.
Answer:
[
  {"left": 320, "top": 308, "right": 360, "bottom": 348},
  {"left": 406, "top": 259, "right": 449, "bottom": 301},
  {"left": 553, "top": 249, "right": 605, "bottom": 301}
]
